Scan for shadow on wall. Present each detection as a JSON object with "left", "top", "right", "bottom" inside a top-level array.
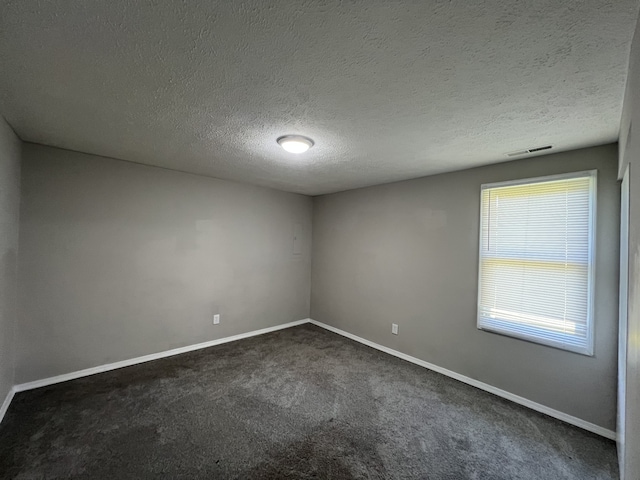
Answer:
[
  {"left": 0, "top": 248, "right": 18, "bottom": 328},
  {"left": 0, "top": 248, "right": 18, "bottom": 387}
]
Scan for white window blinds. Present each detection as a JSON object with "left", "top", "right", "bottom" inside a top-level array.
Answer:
[{"left": 477, "top": 171, "right": 596, "bottom": 355}]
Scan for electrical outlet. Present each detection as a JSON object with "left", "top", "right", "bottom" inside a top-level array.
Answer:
[
  {"left": 392, "top": 323, "right": 398, "bottom": 335},
  {"left": 213, "top": 314, "right": 220, "bottom": 325}
]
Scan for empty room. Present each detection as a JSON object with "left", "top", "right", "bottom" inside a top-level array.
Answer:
[{"left": 1, "top": 1, "right": 640, "bottom": 479}]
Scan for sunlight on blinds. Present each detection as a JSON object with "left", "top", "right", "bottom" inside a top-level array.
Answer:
[{"left": 477, "top": 171, "right": 596, "bottom": 355}]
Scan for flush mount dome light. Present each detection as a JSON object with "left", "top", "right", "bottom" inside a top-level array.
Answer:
[{"left": 277, "top": 135, "right": 314, "bottom": 154}]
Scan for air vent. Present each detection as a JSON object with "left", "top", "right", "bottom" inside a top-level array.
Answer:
[
  {"left": 506, "top": 150, "right": 529, "bottom": 157},
  {"left": 528, "top": 145, "right": 552, "bottom": 153},
  {"left": 505, "top": 145, "right": 552, "bottom": 157}
]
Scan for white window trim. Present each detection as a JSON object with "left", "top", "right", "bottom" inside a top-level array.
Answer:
[{"left": 476, "top": 170, "right": 597, "bottom": 356}]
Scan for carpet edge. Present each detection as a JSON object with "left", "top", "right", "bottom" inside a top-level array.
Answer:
[
  {"left": 0, "top": 387, "right": 16, "bottom": 425},
  {"left": 10, "top": 319, "right": 312, "bottom": 396},
  {"left": 308, "top": 319, "right": 617, "bottom": 441}
]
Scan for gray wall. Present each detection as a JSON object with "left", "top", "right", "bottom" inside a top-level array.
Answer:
[
  {"left": 311, "top": 144, "right": 619, "bottom": 431},
  {"left": 0, "top": 115, "right": 21, "bottom": 403},
  {"left": 16, "top": 144, "right": 312, "bottom": 383},
  {"left": 619, "top": 12, "right": 640, "bottom": 480}
]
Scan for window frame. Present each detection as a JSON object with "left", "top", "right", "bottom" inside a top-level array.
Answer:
[{"left": 476, "top": 170, "right": 597, "bottom": 356}]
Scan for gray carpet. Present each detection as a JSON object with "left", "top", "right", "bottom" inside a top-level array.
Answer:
[{"left": 0, "top": 324, "right": 618, "bottom": 479}]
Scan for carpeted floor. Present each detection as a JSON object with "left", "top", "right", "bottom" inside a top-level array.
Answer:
[{"left": 0, "top": 324, "right": 618, "bottom": 479}]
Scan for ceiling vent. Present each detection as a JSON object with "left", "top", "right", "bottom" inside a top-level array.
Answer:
[{"left": 505, "top": 145, "right": 552, "bottom": 157}]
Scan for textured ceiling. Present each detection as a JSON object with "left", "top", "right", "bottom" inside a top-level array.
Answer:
[{"left": 0, "top": 1, "right": 638, "bottom": 195}]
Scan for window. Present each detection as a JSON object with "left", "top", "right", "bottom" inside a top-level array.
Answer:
[{"left": 477, "top": 170, "right": 597, "bottom": 355}]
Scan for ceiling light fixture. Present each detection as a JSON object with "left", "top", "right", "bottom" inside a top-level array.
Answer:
[{"left": 277, "top": 135, "right": 314, "bottom": 154}]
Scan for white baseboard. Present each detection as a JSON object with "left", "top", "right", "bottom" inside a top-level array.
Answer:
[
  {"left": 3, "top": 317, "right": 617, "bottom": 441},
  {"left": 0, "top": 386, "right": 16, "bottom": 425},
  {"left": 13, "top": 319, "right": 311, "bottom": 394},
  {"left": 308, "top": 319, "right": 616, "bottom": 441}
]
